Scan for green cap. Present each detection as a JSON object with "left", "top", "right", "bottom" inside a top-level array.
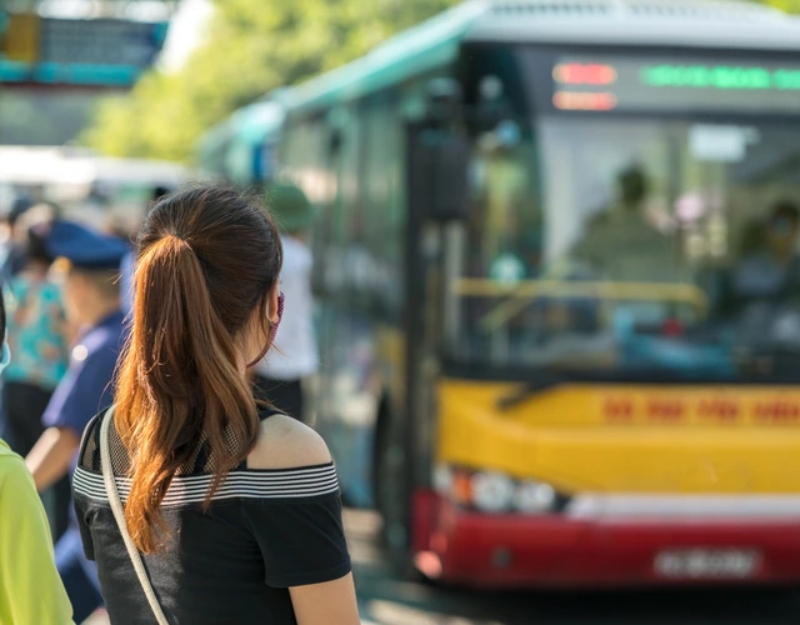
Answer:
[{"left": 266, "top": 183, "right": 315, "bottom": 232}]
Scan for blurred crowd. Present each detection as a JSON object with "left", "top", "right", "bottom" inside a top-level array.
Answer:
[{"left": 0, "top": 186, "right": 158, "bottom": 623}]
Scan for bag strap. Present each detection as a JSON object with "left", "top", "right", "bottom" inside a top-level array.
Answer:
[{"left": 100, "top": 406, "right": 171, "bottom": 625}]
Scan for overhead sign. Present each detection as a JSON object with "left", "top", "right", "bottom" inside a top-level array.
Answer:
[
  {"left": 39, "top": 18, "right": 166, "bottom": 67},
  {"left": 0, "top": 14, "right": 168, "bottom": 87}
]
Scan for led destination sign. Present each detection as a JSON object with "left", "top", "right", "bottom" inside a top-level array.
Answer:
[
  {"left": 641, "top": 64, "right": 800, "bottom": 90},
  {"left": 549, "top": 56, "right": 800, "bottom": 113}
]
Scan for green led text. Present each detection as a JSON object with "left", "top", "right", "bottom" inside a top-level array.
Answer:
[{"left": 641, "top": 65, "right": 800, "bottom": 91}]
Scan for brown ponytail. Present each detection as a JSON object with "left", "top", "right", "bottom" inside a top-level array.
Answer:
[{"left": 114, "top": 188, "right": 282, "bottom": 553}]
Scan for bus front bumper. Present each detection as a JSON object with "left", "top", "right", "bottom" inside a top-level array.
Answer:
[{"left": 412, "top": 491, "right": 800, "bottom": 588}]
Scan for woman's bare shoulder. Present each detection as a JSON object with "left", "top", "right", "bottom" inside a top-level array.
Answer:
[{"left": 246, "top": 414, "right": 332, "bottom": 470}]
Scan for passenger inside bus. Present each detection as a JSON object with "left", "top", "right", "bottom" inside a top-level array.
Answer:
[
  {"left": 570, "top": 165, "right": 683, "bottom": 284},
  {"left": 729, "top": 201, "right": 800, "bottom": 307},
  {"left": 700, "top": 200, "right": 800, "bottom": 356},
  {"left": 474, "top": 120, "right": 530, "bottom": 270}
]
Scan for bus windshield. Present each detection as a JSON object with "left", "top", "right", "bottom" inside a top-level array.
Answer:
[{"left": 446, "top": 115, "right": 800, "bottom": 381}]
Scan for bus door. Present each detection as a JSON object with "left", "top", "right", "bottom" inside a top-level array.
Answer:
[
  {"left": 395, "top": 114, "right": 470, "bottom": 557},
  {"left": 312, "top": 107, "right": 377, "bottom": 508}
]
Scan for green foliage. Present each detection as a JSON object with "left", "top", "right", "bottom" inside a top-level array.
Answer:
[
  {"left": 759, "top": 0, "right": 800, "bottom": 12},
  {"left": 83, "top": 0, "right": 459, "bottom": 161}
]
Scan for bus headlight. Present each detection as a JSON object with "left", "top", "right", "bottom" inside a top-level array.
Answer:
[
  {"left": 515, "top": 480, "right": 557, "bottom": 513},
  {"left": 433, "top": 465, "right": 566, "bottom": 514},
  {"left": 470, "top": 471, "right": 516, "bottom": 512},
  {"left": 433, "top": 464, "right": 453, "bottom": 495}
]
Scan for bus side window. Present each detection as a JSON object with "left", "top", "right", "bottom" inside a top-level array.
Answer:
[{"left": 362, "top": 101, "right": 404, "bottom": 324}]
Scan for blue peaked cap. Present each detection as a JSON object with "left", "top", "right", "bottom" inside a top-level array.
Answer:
[{"left": 46, "top": 220, "right": 130, "bottom": 271}]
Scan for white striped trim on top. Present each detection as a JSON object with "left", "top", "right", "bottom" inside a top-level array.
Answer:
[{"left": 73, "top": 464, "right": 339, "bottom": 506}]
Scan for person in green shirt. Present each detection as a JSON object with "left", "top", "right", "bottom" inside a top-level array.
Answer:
[{"left": 0, "top": 289, "right": 74, "bottom": 625}]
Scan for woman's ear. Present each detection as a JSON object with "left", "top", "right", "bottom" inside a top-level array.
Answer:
[
  {"left": 267, "top": 283, "right": 280, "bottom": 325},
  {"left": 243, "top": 287, "right": 278, "bottom": 369}
]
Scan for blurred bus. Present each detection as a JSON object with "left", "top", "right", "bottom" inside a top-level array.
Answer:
[
  {"left": 196, "top": 101, "right": 284, "bottom": 188},
  {"left": 0, "top": 146, "right": 191, "bottom": 233},
  {"left": 272, "top": 0, "right": 800, "bottom": 587}
]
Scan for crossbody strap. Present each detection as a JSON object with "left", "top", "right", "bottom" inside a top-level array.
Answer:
[{"left": 100, "top": 406, "right": 171, "bottom": 625}]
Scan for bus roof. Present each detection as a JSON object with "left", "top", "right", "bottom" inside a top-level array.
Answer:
[
  {"left": 277, "top": 1, "right": 484, "bottom": 116},
  {"left": 279, "top": 0, "right": 800, "bottom": 116},
  {"left": 469, "top": 0, "right": 800, "bottom": 48},
  {"left": 197, "top": 100, "right": 284, "bottom": 169}
]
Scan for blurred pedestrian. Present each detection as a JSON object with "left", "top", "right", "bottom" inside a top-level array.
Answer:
[
  {"left": 0, "top": 194, "right": 34, "bottom": 279},
  {"left": 1, "top": 206, "right": 65, "bottom": 455},
  {"left": 0, "top": 288, "right": 74, "bottom": 625},
  {"left": 253, "top": 183, "right": 318, "bottom": 421},
  {"left": 73, "top": 188, "right": 358, "bottom": 624},
  {"left": 121, "top": 185, "right": 171, "bottom": 315},
  {"left": 1, "top": 207, "right": 72, "bottom": 538},
  {"left": 25, "top": 221, "right": 129, "bottom": 623}
]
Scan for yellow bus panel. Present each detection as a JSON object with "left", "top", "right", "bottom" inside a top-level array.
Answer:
[{"left": 437, "top": 379, "right": 800, "bottom": 495}]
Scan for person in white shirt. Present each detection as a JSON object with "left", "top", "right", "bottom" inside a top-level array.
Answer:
[{"left": 253, "top": 184, "right": 318, "bottom": 421}]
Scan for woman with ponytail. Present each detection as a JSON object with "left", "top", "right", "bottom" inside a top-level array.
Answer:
[{"left": 72, "top": 188, "right": 358, "bottom": 625}]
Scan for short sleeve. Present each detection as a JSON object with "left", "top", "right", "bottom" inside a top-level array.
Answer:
[
  {"left": 75, "top": 498, "right": 96, "bottom": 561},
  {"left": 0, "top": 452, "right": 74, "bottom": 624},
  {"left": 42, "top": 348, "right": 116, "bottom": 437},
  {"left": 242, "top": 466, "right": 351, "bottom": 588},
  {"left": 73, "top": 414, "right": 102, "bottom": 561}
]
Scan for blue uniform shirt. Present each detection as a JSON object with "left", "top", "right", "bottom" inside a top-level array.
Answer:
[
  {"left": 42, "top": 310, "right": 126, "bottom": 442},
  {"left": 120, "top": 250, "right": 135, "bottom": 315}
]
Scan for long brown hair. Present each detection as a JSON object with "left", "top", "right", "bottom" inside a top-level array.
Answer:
[{"left": 115, "top": 187, "right": 282, "bottom": 553}]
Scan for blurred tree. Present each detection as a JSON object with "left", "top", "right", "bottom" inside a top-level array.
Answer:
[
  {"left": 82, "top": 0, "right": 459, "bottom": 161},
  {"left": 759, "top": 0, "right": 800, "bottom": 12}
]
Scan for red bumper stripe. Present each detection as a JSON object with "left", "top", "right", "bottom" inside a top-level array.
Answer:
[{"left": 412, "top": 491, "right": 800, "bottom": 588}]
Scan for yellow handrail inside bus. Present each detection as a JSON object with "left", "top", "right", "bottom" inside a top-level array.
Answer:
[{"left": 451, "top": 278, "right": 709, "bottom": 332}]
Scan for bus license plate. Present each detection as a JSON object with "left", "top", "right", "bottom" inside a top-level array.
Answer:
[{"left": 654, "top": 549, "right": 760, "bottom": 579}]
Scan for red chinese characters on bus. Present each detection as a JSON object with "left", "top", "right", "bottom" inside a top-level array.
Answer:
[
  {"left": 754, "top": 400, "right": 800, "bottom": 424},
  {"left": 604, "top": 398, "right": 634, "bottom": 422},
  {"left": 698, "top": 399, "right": 740, "bottom": 422},
  {"left": 602, "top": 397, "right": 688, "bottom": 422},
  {"left": 646, "top": 399, "right": 686, "bottom": 422},
  {"left": 601, "top": 395, "right": 800, "bottom": 424}
]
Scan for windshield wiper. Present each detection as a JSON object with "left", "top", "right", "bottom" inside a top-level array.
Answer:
[{"left": 496, "top": 371, "right": 566, "bottom": 411}]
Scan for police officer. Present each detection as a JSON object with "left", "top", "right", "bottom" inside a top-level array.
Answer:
[{"left": 25, "top": 220, "right": 128, "bottom": 623}]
